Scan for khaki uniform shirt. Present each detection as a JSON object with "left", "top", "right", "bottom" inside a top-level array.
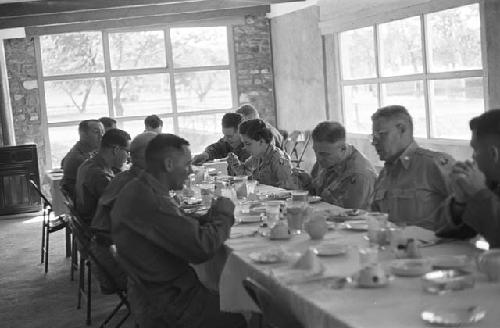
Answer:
[
  {"left": 61, "top": 141, "right": 95, "bottom": 201},
  {"left": 75, "top": 153, "right": 114, "bottom": 224},
  {"left": 110, "top": 171, "right": 234, "bottom": 327},
  {"left": 231, "top": 145, "right": 296, "bottom": 189},
  {"left": 308, "top": 146, "right": 377, "bottom": 209},
  {"left": 372, "top": 141, "right": 454, "bottom": 230}
]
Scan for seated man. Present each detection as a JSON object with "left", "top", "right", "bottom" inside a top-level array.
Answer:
[
  {"left": 295, "top": 121, "right": 377, "bottom": 209},
  {"left": 75, "top": 128, "right": 131, "bottom": 225},
  {"left": 99, "top": 117, "right": 117, "bottom": 132},
  {"left": 61, "top": 120, "right": 104, "bottom": 201},
  {"left": 236, "top": 103, "right": 284, "bottom": 149},
  {"left": 90, "top": 131, "right": 156, "bottom": 292},
  {"left": 192, "top": 113, "right": 250, "bottom": 168},
  {"left": 111, "top": 134, "right": 246, "bottom": 328},
  {"left": 144, "top": 114, "right": 163, "bottom": 134},
  {"left": 438, "top": 109, "right": 500, "bottom": 247},
  {"left": 371, "top": 105, "right": 455, "bottom": 230}
]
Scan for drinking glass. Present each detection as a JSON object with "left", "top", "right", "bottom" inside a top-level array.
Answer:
[
  {"left": 265, "top": 202, "right": 281, "bottom": 227},
  {"left": 286, "top": 200, "right": 309, "bottom": 234},
  {"left": 291, "top": 190, "right": 309, "bottom": 202}
]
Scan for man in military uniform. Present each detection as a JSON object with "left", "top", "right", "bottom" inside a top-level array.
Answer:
[
  {"left": 371, "top": 105, "right": 455, "bottom": 230},
  {"left": 75, "top": 128, "right": 131, "bottom": 225},
  {"left": 294, "top": 121, "right": 377, "bottom": 209},
  {"left": 90, "top": 131, "right": 156, "bottom": 292},
  {"left": 236, "top": 103, "right": 284, "bottom": 149},
  {"left": 111, "top": 134, "right": 245, "bottom": 328},
  {"left": 192, "top": 113, "right": 250, "bottom": 170},
  {"left": 437, "top": 109, "right": 500, "bottom": 247},
  {"left": 61, "top": 119, "right": 104, "bottom": 201}
]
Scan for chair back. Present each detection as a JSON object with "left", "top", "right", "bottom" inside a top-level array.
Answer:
[
  {"left": 29, "top": 179, "right": 53, "bottom": 210},
  {"left": 242, "top": 277, "right": 304, "bottom": 328}
]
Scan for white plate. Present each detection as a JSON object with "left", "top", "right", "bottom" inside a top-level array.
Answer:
[
  {"left": 343, "top": 221, "right": 368, "bottom": 232},
  {"left": 249, "top": 250, "right": 286, "bottom": 264},
  {"left": 390, "top": 259, "right": 432, "bottom": 277},
  {"left": 421, "top": 306, "right": 486, "bottom": 326},
  {"left": 430, "top": 255, "right": 471, "bottom": 270},
  {"left": 238, "top": 215, "right": 262, "bottom": 224},
  {"left": 313, "top": 244, "right": 348, "bottom": 257},
  {"left": 328, "top": 210, "right": 367, "bottom": 222}
]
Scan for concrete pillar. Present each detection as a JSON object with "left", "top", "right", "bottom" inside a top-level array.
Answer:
[{"left": 484, "top": 0, "right": 500, "bottom": 110}]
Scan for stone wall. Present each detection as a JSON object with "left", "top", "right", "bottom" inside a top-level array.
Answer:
[
  {"left": 4, "top": 38, "right": 45, "bottom": 168},
  {"left": 233, "top": 15, "right": 276, "bottom": 126}
]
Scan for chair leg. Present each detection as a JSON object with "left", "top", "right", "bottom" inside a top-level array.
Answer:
[
  {"left": 70, "top": 237, "right": 77, "bottom": 281},
  {"left": 99, "top": 298, "right": 127, "bottom": 328},
  {"left": 44, "top": 227, "right": 49, "bottom": 274},
  {"left": 86, "top": 260, "right": 92, "bottom": 326},
  {"left": 78, "top": 257, "right": 84, "bottom": 309},
  {"left": 41, "top": 216, "right": 46, "bottom": 264},
  {"left": 65, "top": 226, "right": 72, "bottom": 258}
]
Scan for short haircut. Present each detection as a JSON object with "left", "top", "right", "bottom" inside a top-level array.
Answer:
[
  {"left": 101, "top": 129, "right": 131, "bottom": 149},
  {"left": 222, "top": 113, "right": 243, "bottom": 130},
  {"left": 98, "top": 117, "right": 116, "bottom": 129},
  {"left": 78, "top": 119, "right": 100, "bottom": 133},
  {"left": 130, "top": 131, "right": 157, "bottom": 164},
  {"left": 371, "top": 105, "right": 413, "bottom": 130},
  {"left": 145, "top": 134, "right": 190, "bottom": 172},
  {"left": 145, "top": 115, "right": 163, "bottom": 129},
  {"left": 236, "top": 104, "right": 259, "bottom": 119},
  {"left": 239, "top": 119, "right": 273, "bottom": 144},
  {"left": 312, "top": 121, "right": 346, "bottom": 143},
  {"left": 470, "top": 109, "right": 500, "bottom": 139}
]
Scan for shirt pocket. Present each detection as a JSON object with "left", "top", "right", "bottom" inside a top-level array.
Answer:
[{"left": 387, "top": 188, "right": 418, "bottom": 224}]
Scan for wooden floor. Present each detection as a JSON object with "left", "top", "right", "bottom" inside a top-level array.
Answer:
[{"left": 0, "top": 215, "right": 134, "bottom": 328}]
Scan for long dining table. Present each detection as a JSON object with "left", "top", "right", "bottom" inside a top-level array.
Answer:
[{"left": 198, "top": 184, "right": 500, "bottom": 328}]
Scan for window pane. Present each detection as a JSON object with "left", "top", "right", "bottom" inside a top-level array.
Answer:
[
  {"left": 343, "top": 84, "right": 378, "bottom": 134},
  {"left": 171, "top": 27, "right": 229, "bottom": 68},
  {"left": 381, "top": 81, "right": 426, "bottom": 138},
  {"left": 45, "top": 78, "right": 109, "bottom": 123},
  {"left": 177, "top": 113, "right": 224, "bottom": 154},
  {"left": 175, "top": 70, "right": 232, "bottom": 112},
  {"left": 119, "top": 118, "right": 174, "bottom": 139},
  {"left": 109, "top": 31, "right": 166, "bottom": 70},
  {"left": 340, "top": 27, "right": 376, "bottom": 79},
  {"left": 379, "top": 17, "right": 423, "bottom": 76},
  {"left": 111, "top": 74, "right": 172, "bottom": 117},
  {"left": 48, "top": 125, "right": 79, "bottom": 168},
  {"left": 427, "top": 4, "right": 482, "bottom": 73},
  {"left": 40, "top": 32, "right": 104, "bottom": 76},
  {"left": 429, "top": 78, "right": 484, "bottom": 139}
]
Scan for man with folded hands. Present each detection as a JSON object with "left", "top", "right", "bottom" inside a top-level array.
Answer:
[
  {"left": 294, "top": 121, "right": 377, "bottom": 209},
  {"left": 370, "top": 105, "right": 455, "bottom": 230},
  {"left": 437, "top": 109, "right": 500, "bottom": 247},
  {"left": 111, "top": 134, "right": 245, "bottom": 328}
]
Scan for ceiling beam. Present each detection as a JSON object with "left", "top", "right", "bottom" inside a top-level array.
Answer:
[
  {"left": 25, "top": 5, "right": 270, "bottom": 36},
  {"left": 0, "top": 0, "right": 302, "bottom": 17},
  {"left": 0, "top": 0, "right": 275, "bottom": 28}
]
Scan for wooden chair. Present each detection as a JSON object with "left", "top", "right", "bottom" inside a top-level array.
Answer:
[
  {"left": 283, "top": 130, "right": 312, "bottom": 169},
  {"left": 242, "top": 277, "right": 304, "bottom": 328},
  {"left": 28, "top": 179, "right": 69, "bottom": 274},
  {"left": 64, "top": 198, "right": 130, "bottom": 327},
  {"left": 60, "top": 187, "right": 78, "bottom": 281}
]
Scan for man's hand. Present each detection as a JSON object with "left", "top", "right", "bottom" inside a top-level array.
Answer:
[
  {"left": 292, "top": 168, "right": 312, "bottom": 189},
  {"left": 227, "top": 152, "right": 240, "bottom": 167},
  {"left": 210, "top": 197, "right": 235, "bottom": 221},
  {"left": 450, "top": 160, "right": 487, "bottom": 200},
  {"left": 193, "top": 152, "right": 209, "bottom": 165}
]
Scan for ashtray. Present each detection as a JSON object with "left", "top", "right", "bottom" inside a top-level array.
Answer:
[{"left": 422, "top": 270, "right": 475, "bottom": 294}]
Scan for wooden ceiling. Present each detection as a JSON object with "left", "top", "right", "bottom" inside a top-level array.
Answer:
[{"left": 0, "top": 0, "right": 305, "bottom": 33}]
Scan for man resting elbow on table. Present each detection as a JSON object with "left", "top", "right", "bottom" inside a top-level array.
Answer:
[
  {"left": 227, "top": 119, "right": 296, "bottom": 189},
  {"left": 436, "top": 110, "right": 500, "bottom": 247},
  {"left": 111, "top": 134, "right": 246, "bottom": 328},
  {"left": 294, "top": 121, "right": 377, "bottom": 210},
  {"left": 369, "top": 105, "right": 456, "bottom": 232}
]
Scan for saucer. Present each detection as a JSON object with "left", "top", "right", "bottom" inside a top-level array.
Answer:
[
  {"left": 308, "top": 196, "right": 322, "bottom": 204},
  {"left": 312, "top": 243, "right": 348, "bottom": 257},
  {"left": 421, "top": 305, "right": 486, "bottom": 326},
  {"left": 343, "top": 221, "right": 368, "bottom": 232},
  {"left": 390, "top": 259, "right": 432, "bottom": 277},
  {"left": 249, "top": 249, "right": 287, "bottom": 264}
]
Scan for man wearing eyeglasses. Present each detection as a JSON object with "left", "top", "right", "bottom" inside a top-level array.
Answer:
[
  {"left": 371, "top": 105, "right": 455, "bottom": 230},
  {"left": 75, "top": 128, "right": 131, "bottom": 225}
]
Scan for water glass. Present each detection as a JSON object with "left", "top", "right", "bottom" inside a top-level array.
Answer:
[
  {"left": 291, "top": 190, "right": 309, "bottom": 202},
  {"left": 246, "top": 180, "right": 258, "bottom": 196},
  {"left": 265, "top": 202, "right": 281, "bottom": 227},
  {"left": 286, "top": 200, "right": 308, "bottom": 234},
  {"left": 199, "top": 184, "right": 215, "bottom": 207}
]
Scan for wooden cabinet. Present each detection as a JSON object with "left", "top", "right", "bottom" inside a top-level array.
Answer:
[{"left": 0, "top": 145, "right": 41, "bottom": 215}]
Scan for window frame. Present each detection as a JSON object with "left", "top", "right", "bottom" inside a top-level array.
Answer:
[
  {"left": 336, "top": 1, "right": 487, "bottom": 141},
  {"left": 35, "top": 23, "right": 238, "bottom": 168}
]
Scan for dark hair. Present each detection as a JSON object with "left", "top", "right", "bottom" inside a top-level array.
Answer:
[
  {"left": 145, "top": 134, "right": 190, "bottom": 172},
  {"left": 222, "top": 113, "right": 243, "bottom": 130},
  {"left": 145, "top": 115, "right": 163, "bottom": 129},
  {"left": 78, "top": 119, "right": 101, "bottom": 133},
  {"left": 371, "top": 105, "right": 413, "bottom": 130},
  {"left": 239, "top": 119, "right": 273, "bottom": 144},
  {"left": 236, "top": 104, "right": 259, "bottom": 119},
  {"left": 312, "top": 121, "right": 345, "bottom": 143},
  {"left": 470, "top": 109, "right": 500, "bottom": 139},
  {"left": 101, "top": 129, "right": 131, "bottom": 149},
  {"left": 98, "top": 117, "right": 117, "bottom": 129}
]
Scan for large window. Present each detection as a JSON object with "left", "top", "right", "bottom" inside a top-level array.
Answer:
[
  {"left": 38, "top": 26, "right": 235, "bottom": 167},
  {"left": 339, "top": 4, "right": 484, "bottom": 140}
]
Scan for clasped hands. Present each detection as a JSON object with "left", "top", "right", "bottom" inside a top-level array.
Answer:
[{"left": 450, "top": 160, "right": 487, "bottom": 203}]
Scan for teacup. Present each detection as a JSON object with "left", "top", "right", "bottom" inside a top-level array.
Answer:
[
  {"left": 304, "top": 214, "right": 328, "bottom": 240},
  {"left": 477, "top": 249, "right": 500, "bottom": 282}
]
